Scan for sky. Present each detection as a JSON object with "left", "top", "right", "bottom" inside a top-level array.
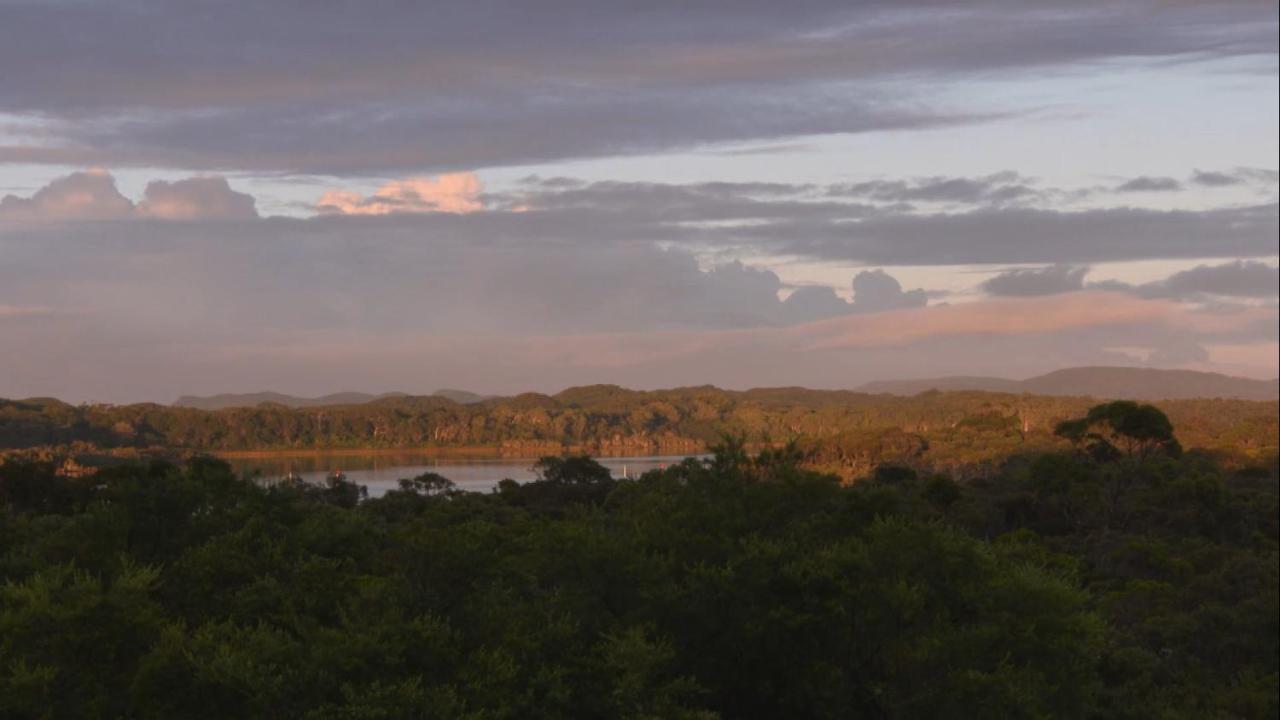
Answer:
[{"left": 1, "top": 0, "right": 1277, "bottom": 404}]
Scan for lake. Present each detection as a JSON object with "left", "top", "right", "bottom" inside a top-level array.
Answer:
[{"left": 225, "top": 452, "right": 705, "bottom": 497}]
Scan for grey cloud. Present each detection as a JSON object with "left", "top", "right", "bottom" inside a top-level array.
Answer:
[
  {"left": 6, "top": 170, "right": 1278, "bottom": 267},
  {"left": 9, "top": 92, "right": 973, "bottom": 176},
  {"left": 502, "top": 176, "right": 1277, "bottom": 265},
  {"left": 0, "top": 210, "right": 932, "bottom": 337},
  {"left": 984, "top": 261, "right": 1279, "bottom": 302},
  {"left": 732, "top": 204, "right": 1279, "bottom": 265},
  {"left": 781, "top": 286, "right": 853, "bottom": 323},
  {"left": 1, "top": 1, "right": 1274, "bottom": 173},
  {"left": 1115, "top": 176, "right": 1181, "bottom": 193},
  {"left": 1148, "top": 339, "right": 1211, "bottom": 366},
  {"left": 1190, "top": 167, "right": 1280, "bottom": 187},
  {"left": 981, "top": 265, "right": 1088, "bottom": 296},
  {"left": 3, "top": 171, "right": 1276, "bottom": 402},
  {"left": 850, "top": 270, "right": 928, "bottom": 312},
  {"left": 1160, "top": 261, "right": 1279, "bottom": 298},
  {"left": 0, "top": 170, "right": 133, "bottom": 223},
  {"left": 778, "top": 270, "right": 929, "bottom": 322},
  {"left": 137, "top": 177, "right": 258, "bottom": 220},
  {"left": 1101, "top": 260, "right": 1280, "bottom": 300},
  {"left": 830, "top": 172, "right": 1038, "bottom": 205},
  {"left": 0, "top": 170, "right": 258, "bottom": 224},
  {"left": 1191, "top": 170, "right": 1244, "bottom": 187}
]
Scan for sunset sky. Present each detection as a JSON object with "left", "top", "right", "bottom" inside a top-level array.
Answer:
[{"left": 1, "top": 1, "right": 1277, "bottom": 403}]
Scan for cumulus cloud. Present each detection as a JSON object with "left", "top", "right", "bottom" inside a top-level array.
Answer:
[
  {"left": 3, "top": 168, "right": 1276, "bottom": 401},
  {"left": 136, "top": 177, "right": 257, "bottom": 220},
  {"left": 777, "top": 270, "right": 929, "bottom": 322},
  {"left": 0, "top": 205, "right": 935, "bottom": 339},
  {"left": 981, "top": 265, "right": 1088, "bottom": 297},
  {"left": 0, "top": 169, "right": 133, "bottom": 223},
  {"left": 0, "top": 170, "right": 256, "bottom": 224},
  {"left": 7, "top": 169, "right": 1276, "bottom": 270},
  {"left": 316, "top": 173, "right": 484, "bottom": 215},
  {"left": 850, "top": 270, "right": 929, "bottom": 312}
]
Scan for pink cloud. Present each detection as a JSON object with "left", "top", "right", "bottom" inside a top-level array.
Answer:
[
  {"left": 136, "top": 176, "right": 257, "bottom": 220},
  {"left": 0, "top": 169, "right": 133, "bottom": 223},
  {"left": 796, "top": 291, "right": 1178, "bottom": 350},
  {"left": 0, "top": 304, "right": 57, "bottom": 319},
  {"left": 0, "top": 170, "right": 257, "bottom": 224},
  {"left": 315, "top": 173, "right": 484, "bottom": 215}
]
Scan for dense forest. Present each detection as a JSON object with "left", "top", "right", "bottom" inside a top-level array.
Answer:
[
  {"left": 2, "top": 387, "right": 1276, "bottom": 480},
  {"left": 0, "top": 402, "right": 1275, "bottom": 718}
]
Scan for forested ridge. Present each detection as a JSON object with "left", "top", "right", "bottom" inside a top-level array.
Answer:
[
  {"left": 2, "top": 387, "right": 1276, "bottom": 479},
  {"left": 0, "top": 402, "right": 1275, "bottom": 718}
]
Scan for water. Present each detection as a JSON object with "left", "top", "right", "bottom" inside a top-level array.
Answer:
[{"left": 228, "top": 453, "right": 704, "bottom": 498}]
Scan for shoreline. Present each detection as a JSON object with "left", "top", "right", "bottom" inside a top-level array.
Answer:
[{"left": 215, "top": 445, "right": 707, "bottom": 461}]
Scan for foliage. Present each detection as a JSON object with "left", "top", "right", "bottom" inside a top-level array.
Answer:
[
  {"left": 0, "top": 405, "right": 1276, "bottom": 717},
  {"left": 4, "top": 391, "right": 1275, "bottom": 476},
  {"left": 1056, "top": 401, "right": 1181, "bottom": 460}
]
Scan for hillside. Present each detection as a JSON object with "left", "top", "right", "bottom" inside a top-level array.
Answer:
[
  {"left": 5, "top": 386, "right": 1276, "bottom": 476},
  {"left": 858, "top": 366, "right": 1279, "bottom": 401},
  {"left": 174, "top": 389, "right": 488, "bottom": 409}
]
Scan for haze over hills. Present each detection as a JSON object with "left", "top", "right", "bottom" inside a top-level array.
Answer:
[
  {"left": 173, "top": 389, "right": 488, "bottom": 410},
  {"left": 858, "top": 366, "right": 1280, "bottom": 401}
]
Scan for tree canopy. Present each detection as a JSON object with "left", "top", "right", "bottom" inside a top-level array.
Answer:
[{"left": 1, "top": 405, "right": 1276, "bottom": 718}]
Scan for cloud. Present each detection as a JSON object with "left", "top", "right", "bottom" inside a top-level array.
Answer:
[
  {"left": 0, "top": 304, "right": 57, "bottom": 319},
  {"left": 849, "top": 270, "right": 929, "bottom": 312},
  {"left": 0, "top": 169, "right": 133, "bottom": 223},
  {"left": 6, "top": 290, "right": 1272, "bottom": 404},
  {"left": 1190, "top": 168, "right": 1279, "bottom": 187},
  {"left": 0, "top": 202, "right": 935, "bottom": 338},
  {"left": 750, "top": 204, "right": 1278, "bottom": 265},
  {"left": 981, "top": 265, "right": 1088, "bottom": 296},
  {"left": 830, "top": 172, "right": 1039, "bottom": 205},
  {"left": 3, "top": 168, "right": 1276, "bottom": 401},
  {"left": 136, "top": 177, "right": 258, "bottom": 220},
  {"left": 0, "top": 169, "right": 256, "bottom": 224},
  {"left": 777, "top": 270, "right": 929, "bottom": 322},
  {"left": 1095, "top": 260, "right": 1280, "bottom": 300},
  {"left": 500, "top": 175, "right": 1279, "bottom": 265},
  {"left": 316, "top": 173, "right": 484, "bottom": 215},
  {"left": 7, "top": 170, "right": 1277, "bottom": 268},
  {"left": 0, "top": 2, "right": 1274, "bottom": 173},
  {"left": 1115, "top": 176, "right": 1181, "bottom": 193},
  {"left": 801, "top": 291, "right": 1177, "bottom": 350},
  {"left": 1157, "top": 260, "right": 1279, "bottom": 298}
]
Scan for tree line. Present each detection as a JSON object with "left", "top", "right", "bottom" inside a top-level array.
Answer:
[
  {"left": 3, "top": 387, "right": 1276, "bottom": 475},
  {"left": 0, "top": 402, "right": 1275, "bottom": 718}
]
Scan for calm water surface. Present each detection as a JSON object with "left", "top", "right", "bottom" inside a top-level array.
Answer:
[{"left": 228, "top": 453, "right": 705, "bottom": 497}]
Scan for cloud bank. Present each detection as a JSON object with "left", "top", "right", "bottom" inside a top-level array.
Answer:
[
  {"left": 0, "top": 170, "right": 256, "bottom": 224},
  {"left": 3, "top": 170, "right": 1276, "bottom": 402},
  {"left": 1, "top": 1, "right": 1274, "bottom": 174}
]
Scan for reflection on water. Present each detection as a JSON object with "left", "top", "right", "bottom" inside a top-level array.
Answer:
[{"left": 228, "top": 453, "right": 705, "bottom": 498}]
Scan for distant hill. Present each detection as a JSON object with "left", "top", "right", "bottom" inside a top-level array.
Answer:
[
  {"left": 857, "top": 376, "right": 1022, "bottom": 395},
  {"left": 431, "top": 389, "right": 490, "bottom": 405},
  {"left": 858, "top": 367, "right": 1279, "bottom": 401},
  {"left": 173, "top": 389, "right": 488, "bottom": 410}
]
